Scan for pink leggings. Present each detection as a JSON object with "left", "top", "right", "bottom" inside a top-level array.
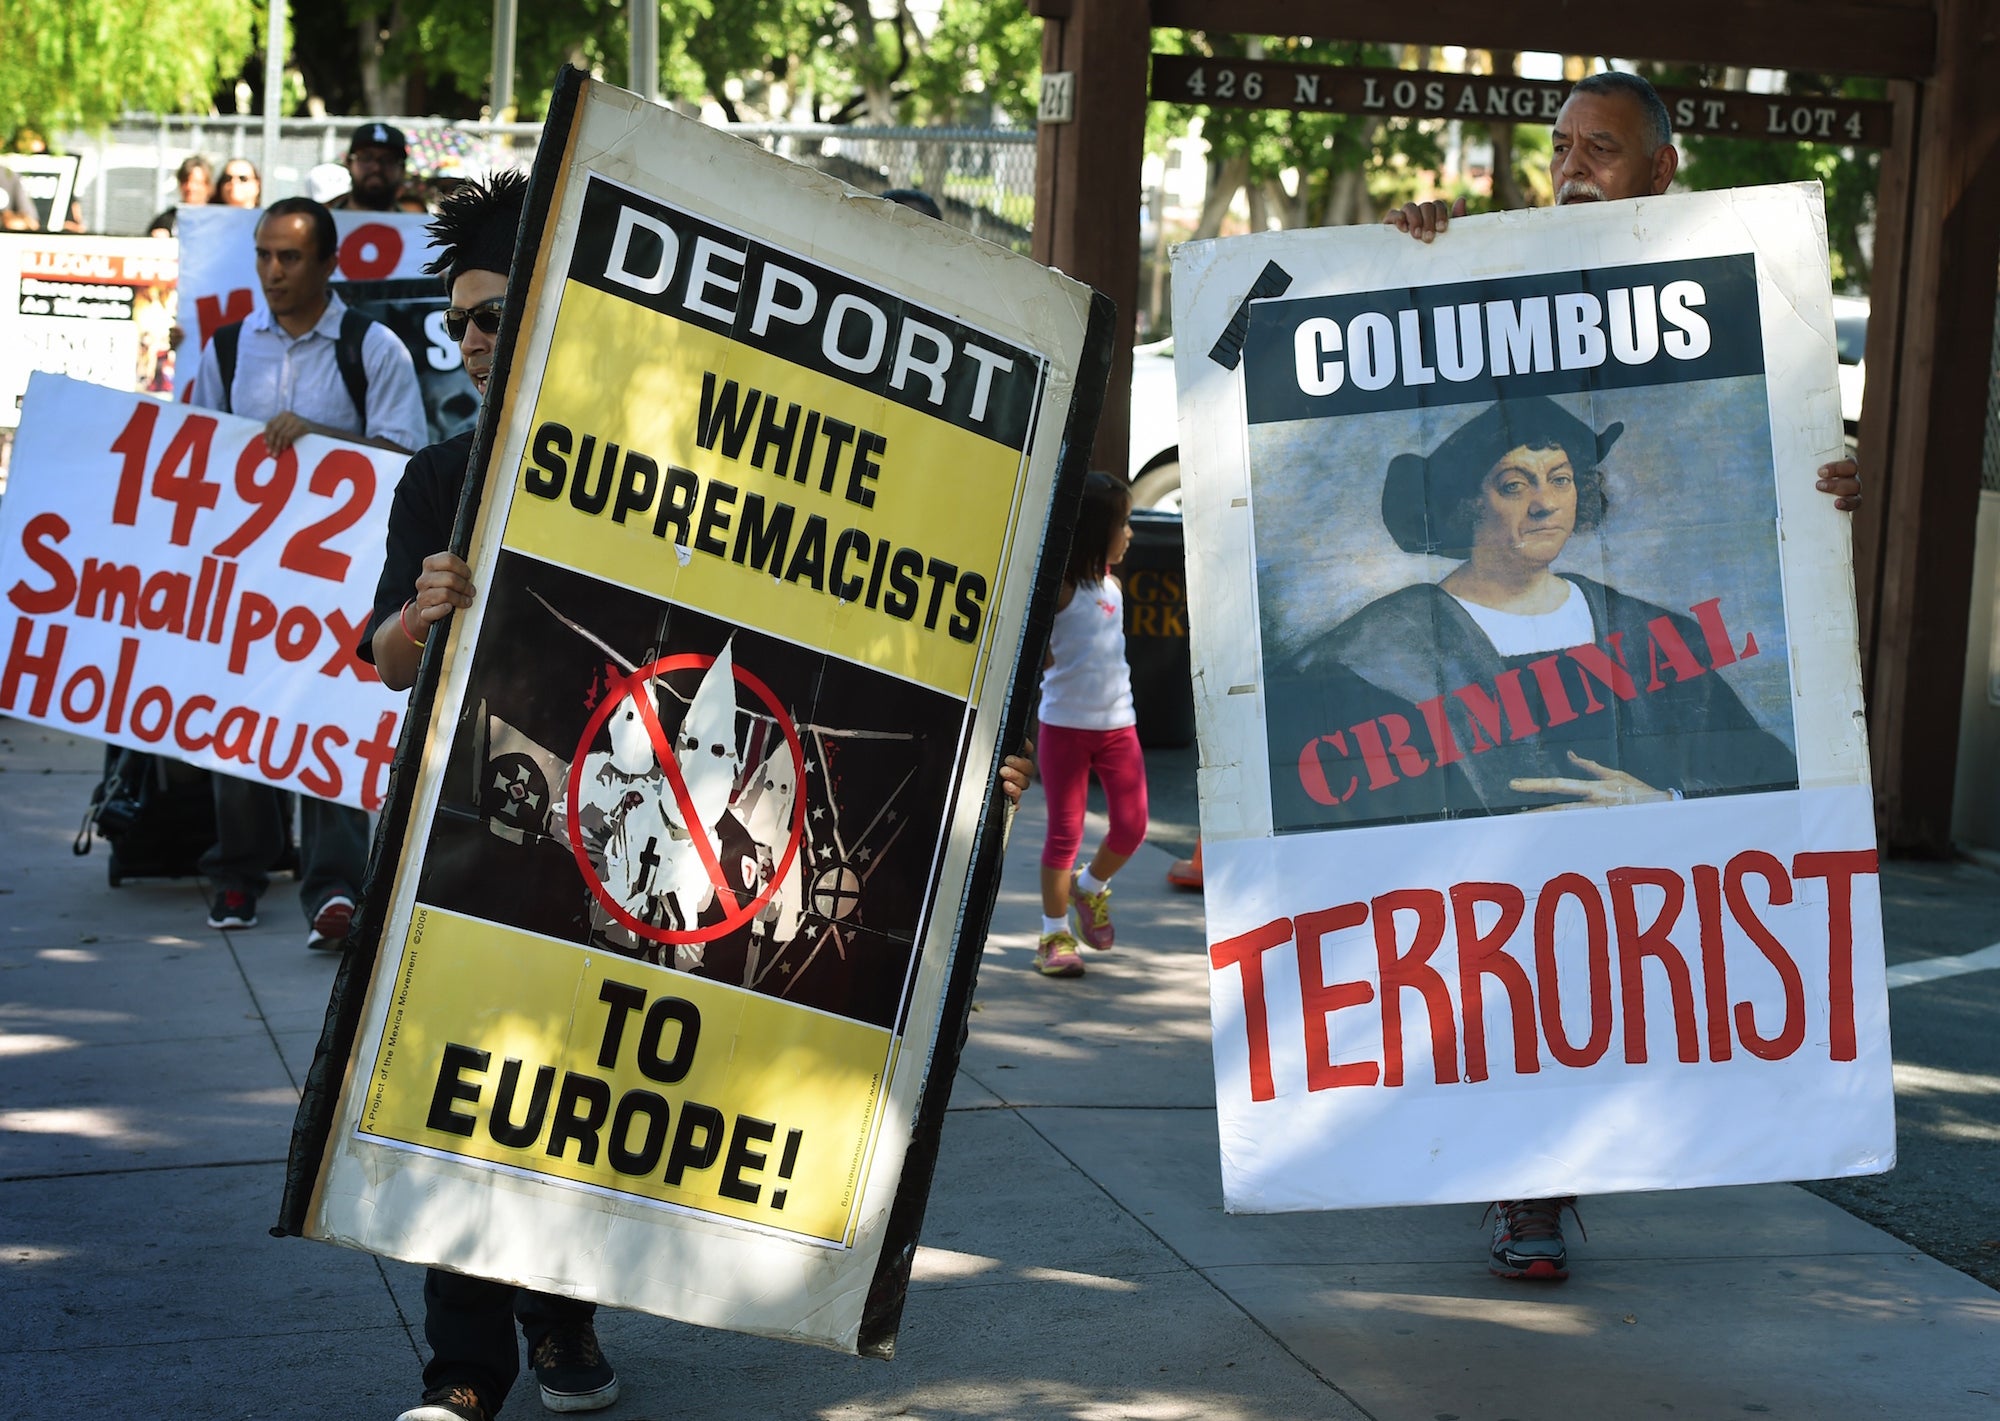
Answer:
[{"left": 1038, "top": 722, "right": 1149, "bottom": 869}]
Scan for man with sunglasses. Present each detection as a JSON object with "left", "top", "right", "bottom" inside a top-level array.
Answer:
[
  {"left": 189, "top": 195, "right": 426, "bottom": 955},
  {"left": 349, "top": 172, "right": 617, "bottom": 1421},
  {"left": 357, "top": 173, "right": 1034, "bottom": 1421}
]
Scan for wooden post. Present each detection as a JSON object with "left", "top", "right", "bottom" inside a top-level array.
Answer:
[
  {"left": 1852, "top": 81, "right": 1920, "bottom": 674},
  {"left": 1031, "top": 0, "right": 1150, "bottom": 478},
  {"left": 1866, "top": 0, "right": 2000, "bottom": 852}
]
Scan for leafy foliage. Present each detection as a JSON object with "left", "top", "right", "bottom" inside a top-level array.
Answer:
[
  {"left": 1151, "top": 33, "right": 1449, "bottom": 230},
  {"left": 905, "top": 0, "right": 1041, "bottom": 126},
  {"left": 1644, "top": 66, "right": 1885, "bottom": 291},
  {"left": 0, "top": 0, "right": 260, "bottom": 133},
  {"left": 308, "top": 0, "right": 1042, "bottom": 127}
]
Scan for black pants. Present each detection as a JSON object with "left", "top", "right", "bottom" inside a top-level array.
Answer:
[
  {"left": 422, "top": 1268, "right": 597, "bottom": 1411},
  {"left": 200, "top": 771, "right": 370, "bottom": 924}
]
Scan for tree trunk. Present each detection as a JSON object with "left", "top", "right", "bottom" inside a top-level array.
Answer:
[
  {"left": 1320, "top": 167, "right": 1361, "bottom": 226},
  {"left": 1192, "top": 154, "right": 1248, "bottom": 240},
  {"left": 356, "top": 7, "right": 409, "bottom": 115},
  {"left": 1487, "top": 52, "right": 1528, "bottom": 210},
  {"left": 1265, "top": 176, "right": 1306, "bottom": 229}
]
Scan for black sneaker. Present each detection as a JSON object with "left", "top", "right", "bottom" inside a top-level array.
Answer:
[
  {"left": 531, "top": 1319, "right": 620, "bottom": 1412},
  {"left": 1487, "top": 1196, "right": 1581, "bottom": 1280},
  {"left": 206, "top": 889, "right": 258, "bottom": 930},
  {"left": 396, "top": 1384, "right": 488, "bottom": 1421}
]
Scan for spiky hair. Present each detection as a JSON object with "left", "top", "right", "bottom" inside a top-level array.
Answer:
[{"left": 423, "top": 169, "right": 531, "bottom": 289}]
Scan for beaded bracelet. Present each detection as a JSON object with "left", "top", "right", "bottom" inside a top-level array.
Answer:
[{"left": 399, "top": 599, "right": 429, "bottom": 649}]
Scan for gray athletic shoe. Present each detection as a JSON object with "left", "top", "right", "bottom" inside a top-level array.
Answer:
[{"left": 1487, "top": 1196, "right": 1580, "bottom": 1280}]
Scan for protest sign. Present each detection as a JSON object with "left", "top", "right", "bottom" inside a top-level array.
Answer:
[
  {"left": 0, "top": 373, "right": 409, "bottom": 809},
  {"left": 1, "top": 153, "right": 79, "bottom": 233},
  {"left": 0, "top": 235, "right": 177, "bottom": 427},
  {"left": 1173, "top": 183, "right": 1891, "bottom": 1212},
  {"left": 172, "top": 206, "right": 473, "bottom": 445},
  {"left": 280, "top": 70, "right": 1111, "bottom": 1354}
]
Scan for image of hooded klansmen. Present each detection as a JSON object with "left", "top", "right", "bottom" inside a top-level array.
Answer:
[
  {"left": 565, "top": 638, "right": 774, "bottom": 968},
  {"left": 419, "top": 550, "right": 963, "bottom": 1030}
]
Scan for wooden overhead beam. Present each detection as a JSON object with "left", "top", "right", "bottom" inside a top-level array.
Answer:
[{"left": 1146, "top": 0, "right": 1939, "bottom": 80}]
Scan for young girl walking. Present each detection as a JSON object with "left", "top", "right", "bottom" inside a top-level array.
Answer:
[{"left": 1036, "top": 471, "right": 1149, "bottom": 977}]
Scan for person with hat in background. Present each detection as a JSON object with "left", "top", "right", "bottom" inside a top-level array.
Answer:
[{"left": 330, "top": 122, "right": 429, "bottom": 214}]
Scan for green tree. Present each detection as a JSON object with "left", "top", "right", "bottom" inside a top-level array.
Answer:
[
  {"left": 301, "top": 0, "right": 1042, "bottom": 127},
  {"left": 1643, "top": 65, "right": 1883, "bottom": 291},
  {"left": 1152, "top": 34, "right": 1448, "bottom": 236},
  {"left": 905, "top": 0, "right": 1041, "bottom": 127},
  {"left": 0, "top": 0, "right": 260, "bottom": 133}
]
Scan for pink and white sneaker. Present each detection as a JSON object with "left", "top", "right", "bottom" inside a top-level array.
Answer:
[{"left": 1069, "top": 876, "right": 1115, "bottom": 950}]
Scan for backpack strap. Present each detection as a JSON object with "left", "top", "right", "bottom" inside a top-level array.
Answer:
[
  {"left": 212, "top": 321, "right": 242, "bottom": 414},
  {"left": 216, "top": 309, "right": 375, "bottom": 428},
  {"left": 334, "top": 307, "right": 375, "bottom": 431}
]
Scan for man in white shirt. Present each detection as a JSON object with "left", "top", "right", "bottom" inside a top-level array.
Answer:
[{"left": 189, "top": 196, "right": 426, "bottom": 952}]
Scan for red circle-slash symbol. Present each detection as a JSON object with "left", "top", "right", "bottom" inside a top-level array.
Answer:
[{"left": 565, "top": 653, "right": 808, "bottom": 947}]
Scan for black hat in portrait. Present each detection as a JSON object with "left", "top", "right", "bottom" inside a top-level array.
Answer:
[{"left": 1380, "top": 395, "right": 1623, "bottom": 557}]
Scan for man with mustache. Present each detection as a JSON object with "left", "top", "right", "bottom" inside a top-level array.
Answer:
[{"left": 1380, "top": 69, "right": 1861, "bottom": 1281}]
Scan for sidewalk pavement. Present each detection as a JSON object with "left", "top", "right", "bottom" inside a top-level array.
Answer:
[{"left": 5, "top": 716, "right": 1997, "bottom": 1420}]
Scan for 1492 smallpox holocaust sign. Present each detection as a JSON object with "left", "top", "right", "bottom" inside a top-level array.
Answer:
[
  {"left": 281, "top": 70, "right": 1112, "bottom": 1353},
  {"left": 1171, "top": 183, "right": 1891, "bottom": 1212}
]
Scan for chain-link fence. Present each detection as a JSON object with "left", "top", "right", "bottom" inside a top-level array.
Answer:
[
  {"left": 45, "top": 115, "right": 1035, "bottom": 250},
  {"left": 728, "top": 124, "right": 1034, "bottom": 252}
]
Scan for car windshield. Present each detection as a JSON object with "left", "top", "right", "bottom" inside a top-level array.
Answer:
[{"left": 1835, "top": 314, "right": 1867, "bottom": 365}]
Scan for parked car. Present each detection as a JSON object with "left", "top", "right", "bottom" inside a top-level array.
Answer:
[
  {"left": 1833, "top": 293, "right": 1868, "bottom": 458},
  {"left": 1127, "top": 336, "right": 1183, "bottom": 509},
  {"left": 1123, "top": 295, "right": 1868, "bottom": 508}
]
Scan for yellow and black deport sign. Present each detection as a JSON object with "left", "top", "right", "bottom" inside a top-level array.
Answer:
[{"left": 500, "top": 176, "right": 1047, "bottom": 700}]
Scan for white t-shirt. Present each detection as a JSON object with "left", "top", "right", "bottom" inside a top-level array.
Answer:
[
  {"left": 1039, "top": 577, "right": 1137, "bottom": 730},
  {"left": 1450, "top": 580, "right": 1595, "bottom": 656}
]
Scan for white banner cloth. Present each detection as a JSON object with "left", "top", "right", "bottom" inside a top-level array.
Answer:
[{"left": 1, "top": 373, "right": 409, "bottom": 809}]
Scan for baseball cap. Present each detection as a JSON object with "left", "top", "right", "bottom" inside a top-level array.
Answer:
[{"left": 348, "top": 122, "right": 409, "bottom": 158}]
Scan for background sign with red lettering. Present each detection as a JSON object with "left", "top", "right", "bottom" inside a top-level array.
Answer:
[
  {"left": 1173, "top": 182, "right": 1891, "bottom": 1211},
  {"left": 280, "top": 71, "right": 1112, "bottom": 1355},
  {"left": 0, "top": 373, "right": 408, "bottom": 809},
  {"left": 171, "top": 207, "right": 474, "bottom": 446},
  {"left": 0, "top": 235, "right": 178, "bottom": 429}
]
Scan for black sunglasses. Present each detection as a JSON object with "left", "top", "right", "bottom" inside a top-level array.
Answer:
[{"left": 444, "top": 298, "right": 505, "bottom": 342}]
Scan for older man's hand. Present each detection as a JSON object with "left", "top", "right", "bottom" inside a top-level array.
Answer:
[
  {"left": 1817, "top": 458, "right": 1862, "bottom": 512},
  {"left": 1383, "top": 196, "right": 1468, "bottom": 243}
]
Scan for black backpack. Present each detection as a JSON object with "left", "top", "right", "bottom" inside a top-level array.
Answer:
[
  {"left": 212, "top": 306, "right": 377, "bottom": 423},
  {"left": 74, "top": 747, "right": 219, "bottom": 886}
]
